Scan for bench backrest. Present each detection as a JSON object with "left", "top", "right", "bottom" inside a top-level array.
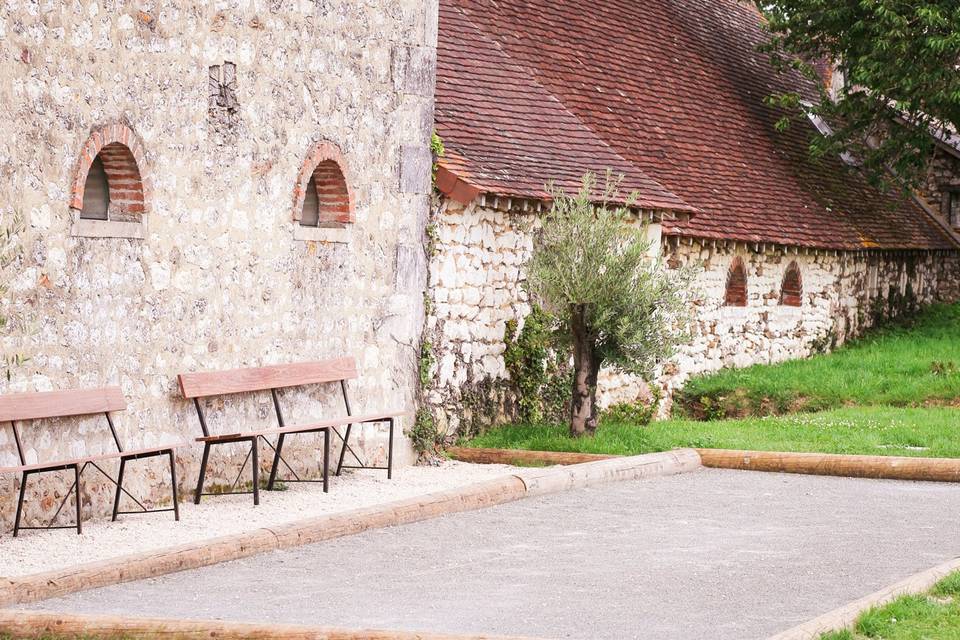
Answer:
[
  {"left": 178, "top": 357, "right": 359, "bottom": 399},
  {"left": 0, "top": 386, "right": 127, "bottom": 466},
  {"left": 0, "top": 387, "right": 126, "bottom": 423}
]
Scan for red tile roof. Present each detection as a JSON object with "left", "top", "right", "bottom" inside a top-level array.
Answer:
[
  {"left": 435, "top": 0, "right": 959, "bottom": 251},
  {"left": 434, "top": 3, "right": 695, "bottom": 214}
]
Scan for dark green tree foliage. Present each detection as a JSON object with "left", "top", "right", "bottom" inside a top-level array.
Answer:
[{"left": 760, "top": 0, "right": 960, "bottom": 190}]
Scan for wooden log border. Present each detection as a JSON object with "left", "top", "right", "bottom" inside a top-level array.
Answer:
[
  {"left": 767, "top": 556, "right": 960, "bottom": 639},
  {"left": 451, "top": 446, "right": 960, "bottom": 484},
  {"left": 446, "top": 447, "right": 615, "bottom": 466},
  {"left": 0, "top": 609, "right": 545, "bottom": 640},
  {"left": 698, "top": 449, "right": 960, "bottom": 483},
  {"left": 0, "top": 450, "right": 702, "bottom": 613}
]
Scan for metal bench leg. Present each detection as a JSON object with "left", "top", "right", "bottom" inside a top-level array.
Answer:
[
  {"left": 195, "top": 442, "right": 211, "bottom": 505},
  {"left": 111, "top": 457, "right": 127, "bottom": 521},
  {"left": 323, "top": 428, "right": 330, "bottom": 493},
  {"left": 13, "top": 471, "right": 28, "bottom": 537},
  {"left": 335, "top": 423, "right": 352, "bottom": 477},
  {"left": 267, "top": 433, "right": 285, "bottom": 490},
  {"left": 168, "top": 449, "right": 180, "bottom": 521},
  {"left": 250, "top": 437, "right": 260, "bottom": 506},
  {"left": 74, "top": 464, "right": 82, "bottom": 535},
  {"left": 388, "top": 417, "right": 394, "bottom": 480}
]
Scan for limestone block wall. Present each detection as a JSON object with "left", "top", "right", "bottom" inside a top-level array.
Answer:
[
  {"left": 0, "top": 0, "right": 436, "bottom": 530},
  {"left": 423, "top": 198, "right": 533, "bottom": 435},
  {"left": 424, "top": 198, "right": 960, "bottom": 428},
  {"left": 649, "top": 240, "right": 960, "bottom": 404}
]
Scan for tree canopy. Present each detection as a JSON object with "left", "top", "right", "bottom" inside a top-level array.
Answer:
[
  {"left": 525, "top": 174, "right": 694, "bottom": 436},
  {"left": 759, "top": 0, "right": 960, "bottom": 190}
]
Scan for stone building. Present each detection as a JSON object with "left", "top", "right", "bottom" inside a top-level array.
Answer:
[
  {"left": 426, "top": 0, "right": 960, "bottom": 432},
  {"left": 0, "top": 1, "right": 436, "bottom": 529}
]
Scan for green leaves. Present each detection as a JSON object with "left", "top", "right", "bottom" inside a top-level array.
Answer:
[
  {"left": 525, "top": 173, "right": 695, "bottom": 378},
  {"left": 758, "top": 0, "right": 960, "bottom": 191}
]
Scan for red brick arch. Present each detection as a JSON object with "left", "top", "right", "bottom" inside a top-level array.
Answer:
[
  {"left": 69, "top": 123, "right": 150, "bottom": 216},
  {"left": 780, "top": 261, "right": 803, "bottom": 306},
  {"left": 292, "top": 141, "right": 354, "bottom": 225},
  {"left": 724, "top": 256, "right": 748, "bottom": 307}
]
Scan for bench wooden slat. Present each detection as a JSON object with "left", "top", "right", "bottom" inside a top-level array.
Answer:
[
  {"left": 0, "top": 387, "right": 126, "bottom": 423},
  {"left": 0, "top": 442, "right": 187, "bottom": 474},
  {"left": 178, "top": 358, "right": 359, "bottom": 399},
  {"left": 194, "top": 409, "right": 410, "bottom": 442}
]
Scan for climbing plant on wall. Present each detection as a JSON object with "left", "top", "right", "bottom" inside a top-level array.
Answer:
[
  {"left": 0, "top": 211, "right": 26, "bottom": 381},
  {"left": 503, "top": 305, "right": 570, "bottom": 424}
]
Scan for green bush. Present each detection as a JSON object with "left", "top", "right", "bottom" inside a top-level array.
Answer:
[
  {"left": 600, "top": 386, "right": 661, "bottom": 426},
  {"left": 408, "top": 409, "right": 441, "bottom": 456}
]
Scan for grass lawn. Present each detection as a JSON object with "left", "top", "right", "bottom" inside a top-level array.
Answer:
[
  {"left": 675, "top": 303, "right": 960, "bottom": 418},
  {"left": 463, "top": 406, "right": 960, "bottom": 458},
  {"left": 821, "top": 571, "right": 960, "bottom": 639}
]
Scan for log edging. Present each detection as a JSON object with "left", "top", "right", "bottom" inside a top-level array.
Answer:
[
  {"left": 452, "top": 446, "right": 960, "bottom": 484},
  {"left": 0, "top": 450, "right": 702, "bottom": 613},
  {"left": 446, "top": 446, "right": 615, "bottom": 466},
  {"left": 0, "top": 609, "right": 547, "bottom": 640},
  {"left": 767, "top": 556, "right": 960, "bottom": 639},
  {"left": 698, "top": 449, "right": 960, "bottom": 483}
]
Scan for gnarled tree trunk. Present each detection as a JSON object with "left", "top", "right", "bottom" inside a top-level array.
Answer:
[{"left": 569, "top": 303, "right": 601, "bottom": 437}]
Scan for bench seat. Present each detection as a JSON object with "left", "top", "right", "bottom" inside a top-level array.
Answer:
[
  {"left": 179, "top": 358, "right": 410, "bottom": 506},
  {"left": 194, "top": 411, "right": 411, "bottom": 443},
  {"left": 1, "top": 443, "right": 191, "bottom": 475}
]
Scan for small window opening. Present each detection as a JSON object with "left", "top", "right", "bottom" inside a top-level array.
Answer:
[
  {"left": 301, "top": 174, "right": 320, "bottom": 227},
  {"left": 724, "top": 257, "right": 748, "bottom": 307},
  {"left": 81, "top": 156, "right": 110, "bottom": 220},
  {"left": 949, "top": 191, "right": 960, "bottom": 228},
  {"left": 780, "top": 261, "right": 803, "bottom": 307},
  {"left": 298, "top": 159, "right": 350, "bottom": 227}
]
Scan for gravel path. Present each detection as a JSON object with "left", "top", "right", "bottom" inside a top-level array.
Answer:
[
  {"left": 24, "top": 468, "right": 960, "bottom": 640},
  {"left": 0, "top": 460, "right": 518, "bottom": 578}
]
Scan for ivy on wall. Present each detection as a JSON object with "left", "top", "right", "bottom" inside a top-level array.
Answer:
[
  {"left": 503, "top": 305, "right": 571, "bottom": 424},
  {"left": 1, "top": 212, "right": 26, "bottom": 381}
]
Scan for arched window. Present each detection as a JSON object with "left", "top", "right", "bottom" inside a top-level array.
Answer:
[
  {"left": 724, "top": 257, "right": 748, "bottom": 307},
  {"left": 293, "top": 142, "right": 353, "bottom": 230},
  {"left": 70, "top": 124, "right": 149, "bottom": 238},
  {"left": 780, "top": 261, "right": 803, "bottom": 306}
]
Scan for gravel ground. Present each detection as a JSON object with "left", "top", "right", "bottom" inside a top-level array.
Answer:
[
  {"left": 0, "top": 460, "right": 518, "bottom": 578},
  {"left": 25, "top": 468, "right": 960, "bottom": 640}
]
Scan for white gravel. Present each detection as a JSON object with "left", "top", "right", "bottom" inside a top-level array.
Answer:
[{"left": 0, "top": 461, "right": 519, "bottom": 579}]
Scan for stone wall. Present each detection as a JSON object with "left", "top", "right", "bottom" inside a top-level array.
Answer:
[
  {"left": 648, "top": 239, "right": 960, "bottom": 405},
  {"left": 423, "top": 198, "right": 533, "bottom": 436},
  {"left": 424, "top": 197, "right": 960, "bottom": 428},
  {"left": 0, "top": 0, "right": 436, "bottom": 530}
]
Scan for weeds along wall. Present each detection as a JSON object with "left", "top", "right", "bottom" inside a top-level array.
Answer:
[
  {"left": 423, "top": 197, "right": 960, "bottom": 432},
  {"left": 0, "top": 0, "right": 437, "bottom": 530}
]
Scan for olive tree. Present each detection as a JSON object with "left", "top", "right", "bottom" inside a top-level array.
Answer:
[{"left": 525, "top": 174, "right": 695, "bottom": 437}]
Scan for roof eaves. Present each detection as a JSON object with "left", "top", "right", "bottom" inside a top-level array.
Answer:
[{"left": 435, "top": 163, "right": 482, "bottom": 204}]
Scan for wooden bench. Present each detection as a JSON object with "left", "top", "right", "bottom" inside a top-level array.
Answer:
[
  {"left": 178, "top": 357, "right": 406, "bottom": 506},
  {"left": 0, "top": 387, "right": 184, "bottom": 536}
]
